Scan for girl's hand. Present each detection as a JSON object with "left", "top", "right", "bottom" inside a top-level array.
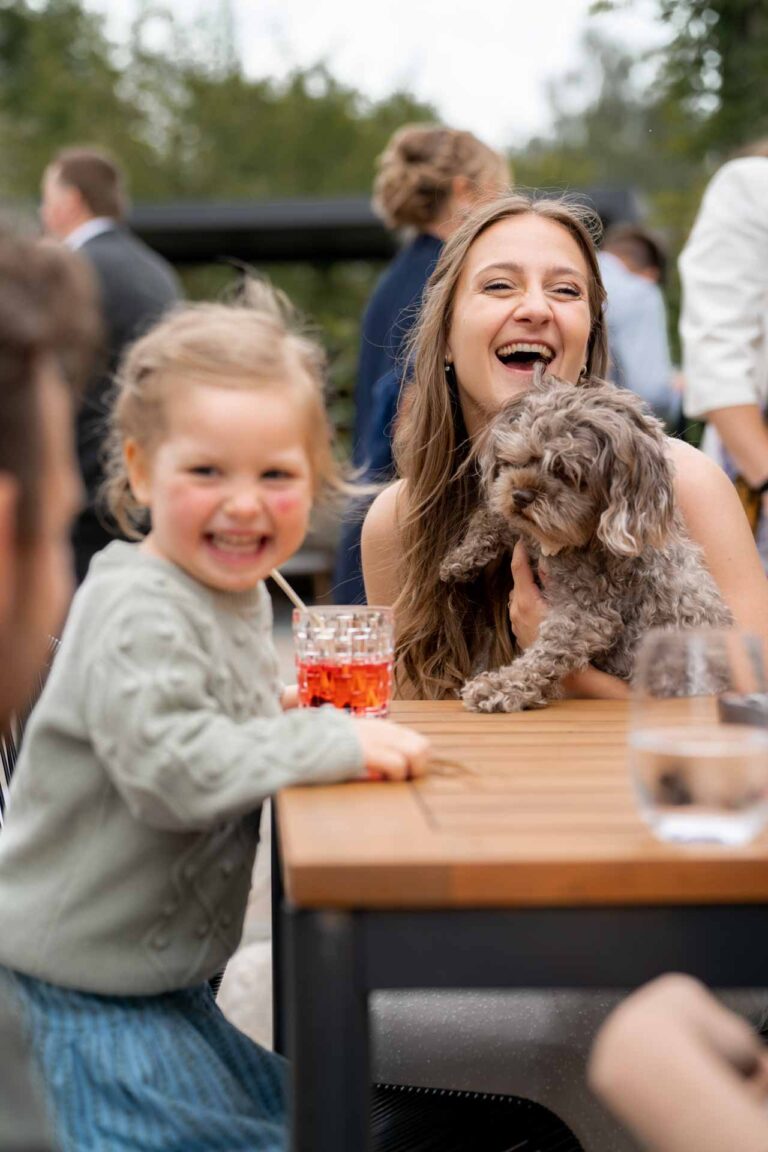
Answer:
[
  {"left": 352, "top": 718, "right": 431, "bottom": 781},
  {"left": 280, "top": 685, "right": 299, "bottom": 710},
  {"left": 508, "top": 541, "right": 548, "bottom": 649}
]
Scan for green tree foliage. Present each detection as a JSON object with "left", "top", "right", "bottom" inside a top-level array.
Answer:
[
  {"left": 514, "top": 29, "right": 701, "bottom": 224},
  {"left": 588, "top": 1, "right": 768, "bottom": 168},
  {"left": 653, "top": 0, "right": 768, "bottom": 160},
  {"left": 533, "top": 0, "right": 768, "bottom": 379},
  {"left": 0, "top": 0, "right": 435, "bottom": 449},
  {"left": 0, "top": 0, "right": 156, "bottom": 197}
]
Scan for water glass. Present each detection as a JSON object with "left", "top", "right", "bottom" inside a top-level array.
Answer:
[
  {"left": 292, "top": 605, "right": 394, "bottom": 718},
  {"left": 629, "top": 628, "right": 768, "bottom": 846}
]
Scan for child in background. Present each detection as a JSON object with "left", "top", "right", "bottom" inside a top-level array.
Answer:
[{"left": 0, "top": 280, "right": 430, "bottom": 1152}]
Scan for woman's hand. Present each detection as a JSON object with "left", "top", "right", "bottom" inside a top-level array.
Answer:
[
  {"left": 509, "top": 544, "right": 629, "bottom": 699},
  {"left": 508, "top": 541, "right": 548, "bottom": 649}
]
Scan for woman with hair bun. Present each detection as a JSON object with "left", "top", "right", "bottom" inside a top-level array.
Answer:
[{"left": 335, "top": 122, "right": 509, "bottom": 602}]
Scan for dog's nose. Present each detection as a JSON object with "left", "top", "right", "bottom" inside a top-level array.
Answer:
[{"left": 512, "top": 489, "right": 536, "bottom": 510}]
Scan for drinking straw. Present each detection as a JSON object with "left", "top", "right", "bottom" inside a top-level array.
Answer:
[
  {"left": 269, "top": 568, "right": 308, "bottom": 611},
  {"left": 269, "top": 568, "right": 324, "bottom": 625}
]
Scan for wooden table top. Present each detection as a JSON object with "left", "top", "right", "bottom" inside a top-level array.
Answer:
[{"left": 277, "top": 699, "right": 768, "bottom": 909}]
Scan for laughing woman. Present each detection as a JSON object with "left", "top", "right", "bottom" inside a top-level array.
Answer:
[
  {"left": 363, "top": 192, "right": 768, "bottom": 699},
  {"left": 361, "top": 192, "right": 768, "bottom": 1152}
]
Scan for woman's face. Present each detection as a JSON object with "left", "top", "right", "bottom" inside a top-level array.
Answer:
[{"left": 446, "top": 213, "right": 592, "bottom": 437}]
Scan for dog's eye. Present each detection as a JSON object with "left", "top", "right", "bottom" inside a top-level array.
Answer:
[{"left": 550, "top": 458, "right": 569, "bottom": 481}]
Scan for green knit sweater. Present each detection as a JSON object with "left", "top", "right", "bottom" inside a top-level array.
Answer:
[{"left": 0, "top": 543, "right": 363, "bottom": 994}]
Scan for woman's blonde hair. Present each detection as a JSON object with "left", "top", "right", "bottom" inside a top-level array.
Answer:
[
  {"left": 391, "top": 192, "right": 609, "bottom": 697},
  {"left": 104, "top": 279, "right": 344, "bottom": 537},
  {"left": 372, "top": 123, "right": 510, "bottom": 231}
]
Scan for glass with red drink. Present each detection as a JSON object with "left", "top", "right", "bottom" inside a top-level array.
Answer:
[{"left": 292, "top": 605, "right": 394, "bottom": 718}]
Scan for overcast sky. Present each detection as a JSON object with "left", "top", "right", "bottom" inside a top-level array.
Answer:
[{"left": 84, "top": 0, "right": 668, "bottom": 149}]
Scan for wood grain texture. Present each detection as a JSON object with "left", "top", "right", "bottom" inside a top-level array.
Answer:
[{"left": 277, "top": 700, "right": 768, "bottom": 909}]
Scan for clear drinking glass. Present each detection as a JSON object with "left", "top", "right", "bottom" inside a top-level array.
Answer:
[
  {"left": 629, "top": 628, "right": 768, "bottom": 845},
  {"left": 292, "top": 605, "right": 395, "bottom": 718}
]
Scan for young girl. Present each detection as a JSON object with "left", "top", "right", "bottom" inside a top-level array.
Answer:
[{"left": 0, "top": 280, "right": 431, "bottom": 1152}]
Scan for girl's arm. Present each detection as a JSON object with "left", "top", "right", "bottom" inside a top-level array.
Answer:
[
  {"left": 589, "top": 975, "right": 768, "bottom": 1152},
  {"left": 84, "top": 595, "right": 428, "bottom": 831}
]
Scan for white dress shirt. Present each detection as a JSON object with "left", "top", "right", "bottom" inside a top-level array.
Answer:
[
  {"left": 64, "top": 217, "right": 116, "bottom": 251},
  {"left": 680, "top": 157, "right": 768, "bottom": 421}
]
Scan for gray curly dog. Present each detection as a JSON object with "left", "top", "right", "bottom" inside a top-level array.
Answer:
[{"left": 441, "top": 371, "right": 733, "bottom": 712}]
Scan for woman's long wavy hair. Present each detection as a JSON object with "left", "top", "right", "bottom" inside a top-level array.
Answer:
[{"left": 391, "top": 193, "right": 609, "bottom": 697}]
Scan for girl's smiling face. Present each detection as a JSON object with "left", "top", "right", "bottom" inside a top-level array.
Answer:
[
  {"left": 125, "top": 379, "right": 314, "bottom": 593},
  {"left": 446, "top": 213, "right": 593, "bottom": 437}
]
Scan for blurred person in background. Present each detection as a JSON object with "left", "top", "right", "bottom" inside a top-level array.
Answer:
[
  {"left": 680, "top": 144, "right": 768, "bottom": 567},
  {"left": 335, "top": 123, "right": 510, "bottom": 603},
  {"left": 598, "top": 223, "right": 681, "bottom": 429},
  {"left": 589, "top": 974, "right": 768, "bottom": 1152},
  {"left": 0, "top": 234, "right": 100, "bottom": 1150},
  {"left": 40, "top": 146, "right": 181, "bottom": 584}
]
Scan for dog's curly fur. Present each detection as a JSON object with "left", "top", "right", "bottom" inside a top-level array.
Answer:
[{"left": 440, "top": 372, "right": 733, "bottom": 712}]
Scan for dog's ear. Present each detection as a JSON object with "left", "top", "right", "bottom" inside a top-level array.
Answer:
[
  {"left": 440, "top": 505, "right": 510, "bottom": 583},
  {"left": 595, "top": 409, "right": 675, "bottom": 557}
]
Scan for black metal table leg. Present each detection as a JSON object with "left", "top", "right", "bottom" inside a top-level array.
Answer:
[{"left": 284, "top": 906, "right": 371, "bottom": 1152}]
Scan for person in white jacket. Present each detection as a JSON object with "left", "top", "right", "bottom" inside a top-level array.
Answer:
[{"left": 680, "top": 153, "right": 768, "bottom": 565}]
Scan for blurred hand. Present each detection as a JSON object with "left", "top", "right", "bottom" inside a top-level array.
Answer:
[
  {"left": 508, "top": 540, "right": 548, "bottom": 649},
  {"left": 591, "top": 974, "right": 768, "bottom": 1099},
  {"left": 352, "top": 718, "right": 431, "bottom": 781}
]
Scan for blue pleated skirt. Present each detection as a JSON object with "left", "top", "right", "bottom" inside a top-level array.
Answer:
[{"left": 5, "top": 969, "right": 287, "bottom": 1152}]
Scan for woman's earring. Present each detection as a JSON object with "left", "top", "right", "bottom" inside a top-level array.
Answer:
[{"left": 444, "top": 357, "right": 454, "bottom": 379}]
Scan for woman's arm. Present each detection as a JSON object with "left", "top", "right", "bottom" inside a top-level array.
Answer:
[
  {"left": 589, "top": 974, "right": 768, "bottom": 1152},
  {"left": 669, "top": 437, "right": 768, "bottom": 646},
  {"left": 361, "top": 479, "right": 407, "bottom": 608}
]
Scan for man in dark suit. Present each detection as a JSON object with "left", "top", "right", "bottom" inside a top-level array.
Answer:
[{"left": 40, "top": 146, "right": 181, "bottom": 583}]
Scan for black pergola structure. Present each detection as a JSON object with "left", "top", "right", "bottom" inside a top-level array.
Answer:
[{"left": 129, "top": 186, "right": 642, "bottom": 267}]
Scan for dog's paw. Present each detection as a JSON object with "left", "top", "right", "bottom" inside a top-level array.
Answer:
[{"left": 461, "top": 672, "right": 527, "bottom": 713}]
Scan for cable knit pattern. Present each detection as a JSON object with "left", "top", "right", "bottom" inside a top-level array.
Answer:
[{"left": 0, "top": 542, "right": 363, "bottom": 995}]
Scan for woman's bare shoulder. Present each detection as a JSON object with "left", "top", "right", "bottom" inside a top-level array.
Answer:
[
  {"left": 666, "top": 436, "right": 768, "bottom": 642},
  {"left": 361, "top": 480, "right": 409, "bottom": 606},
  {"left": 666, "top": 436, "right": 742, "bottom": 511},
  {"left": 363, "top": 479, "right": 408, "bottom": 537}
]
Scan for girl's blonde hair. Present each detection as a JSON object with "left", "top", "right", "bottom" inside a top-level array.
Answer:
[
  {"left": 104, "top": 278, "right": 344, "bottom": 537},
  {"left": 372, "top": 123, "right": 510, "bottom": 231},
  {"left": 392, "top": 192, "right": 609, "bottom": 697}
]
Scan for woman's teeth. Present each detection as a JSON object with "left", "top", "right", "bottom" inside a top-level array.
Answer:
[{"left": 496, "top": 342, "right": 555, "bottom": 365}]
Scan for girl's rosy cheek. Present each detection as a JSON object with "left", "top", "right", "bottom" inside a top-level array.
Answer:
[{"left": 271, "top": 493, "right": 307, "bottom": 516}]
